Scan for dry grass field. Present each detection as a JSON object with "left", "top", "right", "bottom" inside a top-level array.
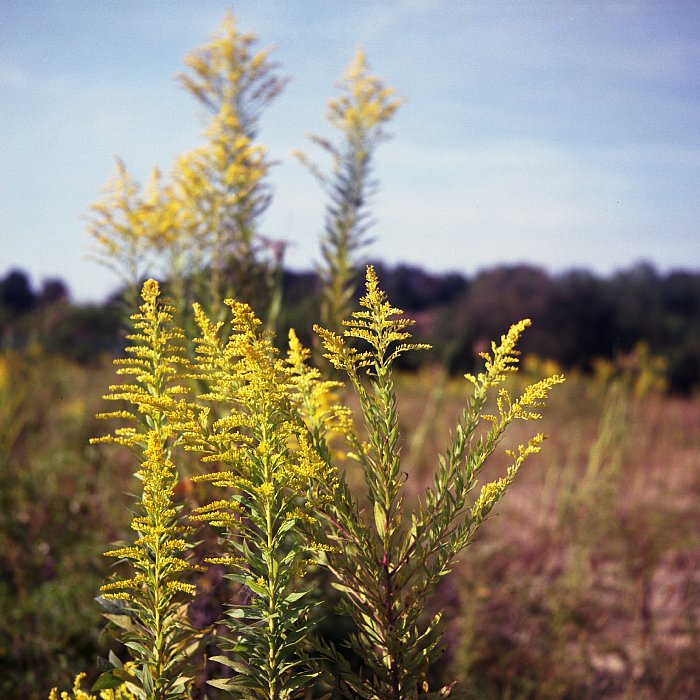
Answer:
[{"left": 391, "top": 370, "right": 700, "bottom": 698}]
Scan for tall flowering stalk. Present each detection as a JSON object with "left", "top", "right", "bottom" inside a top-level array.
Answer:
[
  {"left": 83, "top": 270, "right": 564, "bottom": 698},
  {"left": 87, "top": 162, "right": 183, "bottom": 314},
  {"left": 315, "top": 267, "right": 565, "bottom": 698},
  {"left": 91, "top": 281, "right": 200, "bottom": 700},
  {"left": 170, "top": 298, "right": 337, "bottom": 698},
  {"left": 295, "top": 48, "right": 403, "bottom": 356},
  {"left": 87, "top": 12, "right": 286, "bottom": 327},
  {"left": 174, "top": 11, "right": 286, "bottom": 320}
]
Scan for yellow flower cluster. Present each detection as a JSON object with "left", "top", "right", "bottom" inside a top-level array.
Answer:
[
  {"left": 94, "top": 282, "right": 198, "bottom": 611},
  {"left": 176, "top": 11, "right": 285, "bottom": 128},
  {"left": 87, "top": 161, "right": 188, "bottom": 289},
  {"left": 99, "top": 429, "right": 197, "bottom": 602},
  {"left": 88, "top": 10, "right": 285, "bottom": 308},
  {"left": 328, "top": 47, "right": 404, "bottom": 136},
  {"left": 465, "top": 318, "right": 531, "bottom": 391},
  {"left": 185, "top": 297, "right": 337, "bottom": 524},
  {"left": 287, "top": 329, "right": 352, "bottom": 462},
  {"left": 48, "top": 672, "right": 137, "bottom": 700},
  {"left": 471, "top": 478, "right": 509, "bottom": 520},
  {"left": 466, "top": 317, "right": 565, "bottom": 430},
  {"left": 91, "top": 280, "right": 189, "bottom": 449},
  {"left": 315, "top": 266, "right": 431, "bottom": 374}
]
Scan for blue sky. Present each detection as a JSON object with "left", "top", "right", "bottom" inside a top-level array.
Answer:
[{"left": 1, "top": 0, "right": 699, "bottom": 302}]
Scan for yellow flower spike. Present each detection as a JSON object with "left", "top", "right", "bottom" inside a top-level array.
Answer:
[
  {"left": 87, "top": 159, "right": 159, "bottom": 293},
  {"left": 204, "top": 555, "right": 243, "bottom": 566},
  {"left": 166, "top": 581, "right": 197, "bottom": 596},
  {"left": 90, "top": 278, "right": 200, "bottom": 696},
  {"left": 327, "top": 47, "right": 403, "bottom": 134},
  {"left": 471, "top": 478, "right": 509, "bottom": 520},
  {"left": 320, "top": 266, "right": 430, "bottom": 368}
]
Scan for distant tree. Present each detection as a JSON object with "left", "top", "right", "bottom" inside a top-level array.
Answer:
[
  {"left": 658, "top": 270, "right": 700, "bottom": 393},
  {"left": 662, "top": 271, "right": 700, "bottom": 318},
  {"left": 440, "top": 265, "right": 554, "bottom": 372},
  {"left": 39, "top": 279, "right": 69, "bottom": 306},
  {"left": 0, "top": 269, "right": 36, "bottom": 318},
  {"left": 538, "top": 270, "right": 617, "bottom": 370},
  {"left": 371, "top": 263, "right": 468, "bottom": 312},
  {"left": 609, "top": 263, "right": 663, "bottom": 350}
]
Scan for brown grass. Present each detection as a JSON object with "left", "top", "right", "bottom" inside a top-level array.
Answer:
[{"left": 391, "top": 372, "right": 700, "bottom": 699}]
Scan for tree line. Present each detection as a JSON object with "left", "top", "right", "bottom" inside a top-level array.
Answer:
[{"left": 2, "top": 260, "right": 699, "bottom": 393}]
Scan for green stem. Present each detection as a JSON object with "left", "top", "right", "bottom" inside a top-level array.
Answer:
[
  {"left": 263, "top": 439, "right": 279, "bottom": 700},
  {"left": 267, "top": 502, "right": 278, "bottom": 699}
]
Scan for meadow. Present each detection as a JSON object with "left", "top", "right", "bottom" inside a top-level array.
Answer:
[
  {"left": 2, "top": 10, "right": 699, "bottom": 699},
  {"left": 1, "top": 348, "right": 698, "bottom": 698}
]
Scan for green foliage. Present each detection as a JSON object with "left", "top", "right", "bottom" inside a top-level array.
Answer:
[
  {"left": 440, "top": 262, "right": 700, "bottom": 393},
  {"left": 0, "top": 351, "right": 129, "bottom": 698},
  {"left": 172, "top": 296, "right": 338, "bottom": 698},
  {"left": 314, "top": 267, "right": 563, "bottom": 698}
]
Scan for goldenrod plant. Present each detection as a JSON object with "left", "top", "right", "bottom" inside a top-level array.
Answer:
[
  {"left": 174, "top": 12, "right": 286, "bottom": 321},
  {"left": 314, "top": 267, "right": 564, "bottom": 698},
  {"left": 176, "top": 11, "right": 286, "bottom": 139},
  {"left": 295, "top": 49, "right": 403, "bottom": 349},
  {"left": 81, "top": 14, "right": 565, "bottom": 697},
  {"left": 90, "top": 281, "right": 202, "bottom": 699},
  {"left": 84, "top": 269, "right": 562, "bottom": 699},
  {"left": 87, "top": 161, "right": 182, "bottom": 313},
  {"left": 168, "top": 297, "right": 339, "bottom": 698},
  {"left": 87, "top": 12, "right": 285, "bottom": 326}
]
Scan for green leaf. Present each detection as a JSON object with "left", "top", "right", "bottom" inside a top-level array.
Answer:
[
  {"left": 209, "top": 654, "right": 250, "bottom": 674},
  {"left": 207, "top": 677, "right": 251, "bottom": 691},
  {"left": 285, "top": 589, "right": 310, "bottom": 604},
  {"left": 104, "top": 613, "right": 137, "bottom": 632},
  {"left": 108, "top": 649, "right": 123, "bottom": 669},
  {"left": 140, "top": 665, "right": 154, "bottom": 696},
  {"left": 281, "top": 672, "right": 320, "bottom": 693},
  {"left": 91, "top": 671, "right": 124, "bottom": 691},
  {"left": 125, "top": 640, "right": 149, "bottom": 657},
  {"left": 373, "top": 499, "right": 387, "bottom": 540}
]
